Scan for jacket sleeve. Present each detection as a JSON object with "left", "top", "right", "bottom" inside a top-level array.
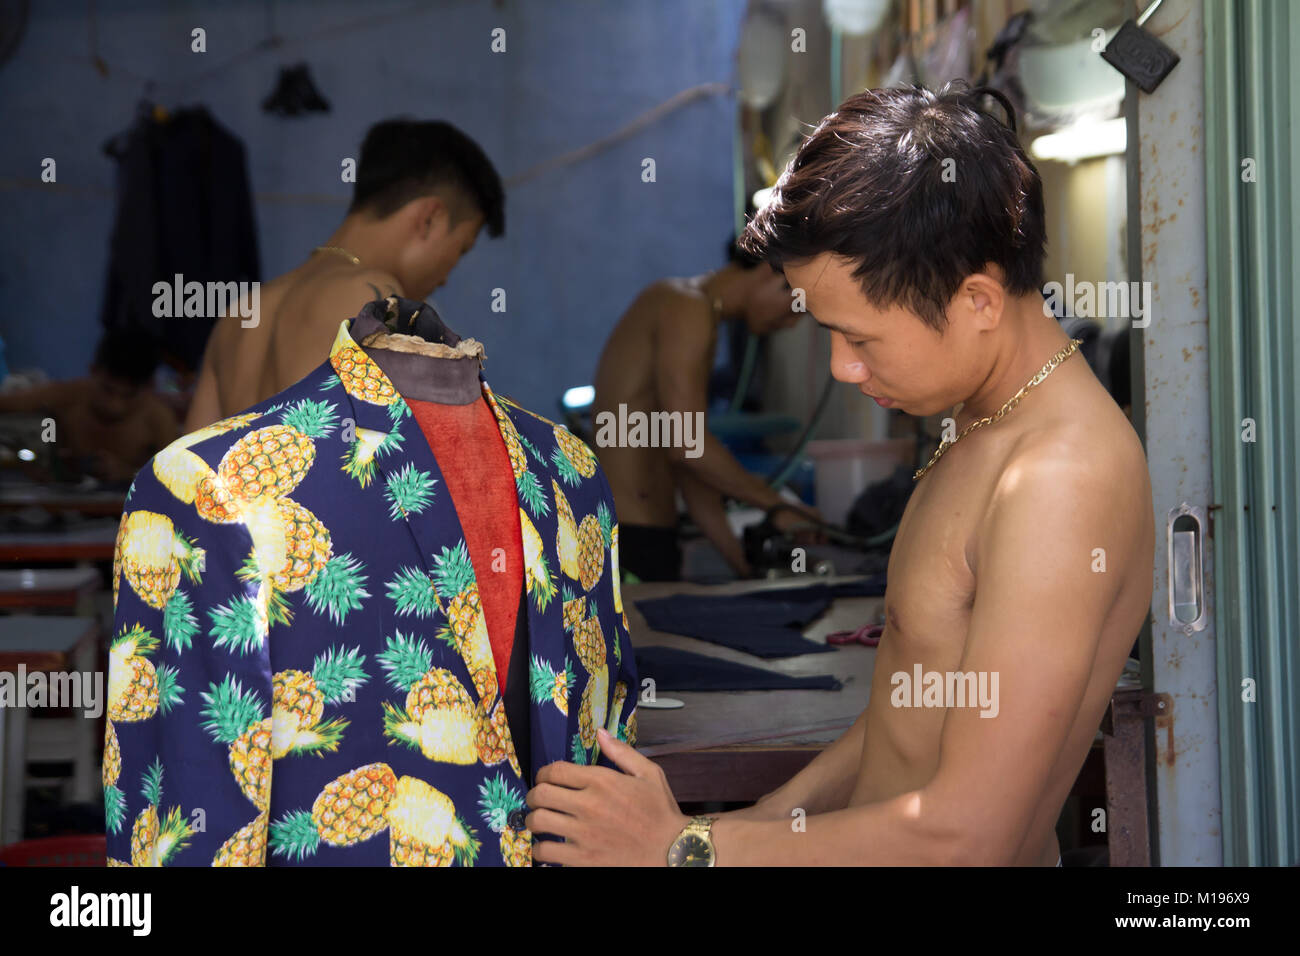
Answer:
[
  {"left": 106, "top": 464, "right": 273, "bottom": 867},
  {"left": 594, "top": 473, "right": 638, "bottom": 767}
]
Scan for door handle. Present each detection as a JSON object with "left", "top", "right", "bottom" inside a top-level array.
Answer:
[{"left": 1167, "top": 503, "right": 1208, "bottom": 632}]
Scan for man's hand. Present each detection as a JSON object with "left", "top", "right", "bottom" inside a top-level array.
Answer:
[
  {"left": 525, "top": 728, "right": 690, "bottom": 866},
  {"left": 769, "top": 501, "right": 826, "bottom": 545}
]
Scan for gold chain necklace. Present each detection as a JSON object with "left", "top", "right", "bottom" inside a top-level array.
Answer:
[
  {"left": 913, "top": 338, "right": 1083, "bottom": 482},
  {"left": 313, "top": 245, "right": 361, "bottom": 266}
]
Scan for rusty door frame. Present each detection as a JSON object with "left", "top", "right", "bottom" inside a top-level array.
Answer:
[{"left": 1127, "top": 0, "right": 1224, "bottom": 866}]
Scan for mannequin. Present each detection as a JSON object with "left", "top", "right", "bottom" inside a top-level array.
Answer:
[{"left": 104, "top": 295, "right": 637, "bottom": 866}]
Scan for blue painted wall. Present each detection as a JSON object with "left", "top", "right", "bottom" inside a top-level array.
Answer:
[{"left": 0, "top": 0, "right": 745, "bottom": 414}]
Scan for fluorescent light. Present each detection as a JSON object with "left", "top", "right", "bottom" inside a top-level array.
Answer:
[
  {"left": 1030, "top": 118, "right": 1127, "bottom": 164},
  {"left": 752, "top": 187, "right": 775, "bottom": 211},
  {"left": 562, "top": 386, "right": 594, "bottom": 409},
  {"left": 823, "top": 0, "right": 891, "bottom": 36}
]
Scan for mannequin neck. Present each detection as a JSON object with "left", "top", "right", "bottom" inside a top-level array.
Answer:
[{"left": 351, "top": 297, "right": 485, "bottom": 405}]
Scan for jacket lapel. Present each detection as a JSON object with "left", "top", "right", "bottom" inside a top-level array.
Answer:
[
  {"left": 325, "top": 318, "right": 586, "bottom": 786},
  {"left": 324, "top": 320, "right": 503, "bottom": 714},
  {"left": 480, "top": 382, "right": 571, "bottom": 775}
]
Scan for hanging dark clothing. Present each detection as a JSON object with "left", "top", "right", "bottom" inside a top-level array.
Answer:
[{"left": 101, "top": 105, "right": 261, "bottom": 372}]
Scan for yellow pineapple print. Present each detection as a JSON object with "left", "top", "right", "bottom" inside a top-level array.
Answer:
[
  {"left": 476, "top": 697, "right": 522, "bottom": 778},
  {"left": 574, "top": 611, "right": 609, "bottom": 751},
  {"left": 200, "top": 676, "right": 273, "bottom": 812},
  {"left": 430, "top": 541, "right": 496, "bottom": 705},
  {"left": 552, "top": 424, "right": 598, "bottom": 480},
  {"left": 211, "top": 424, "right": 317, "bottom": 502},
  {"left": 387, "top": 776, "right": 480, "bottom": 867},
  {"left": 529, "top": 654, "right": 574, "bottom": 718},
  {"left": 270, "top": 763, "right": 399, "bottom": 860},
  {"left": 378, "top": 633, "right": 480, "bottom": 764},
  {"left": 107, "top": 625, "right": 183, "bottom": 722},
  {"left": 213, "top": 813, "right": 269, "bottom": 867},
  {"left": 270, "top": 763, "right": 480, "bottom": 866},
  {"left": 239, "top": 496, "right": 332, "bottom": 613},
  {"left": 478, "top": 773, "right": 532, "bottom": 867},
  {"left": 611, "top": 521, "right": 622, "bottom": 614},
  {"left": 116, "top": 511, "right": 205, "bottom": 610},
  {"left": 552, "top": 480, "right": 582, "bottom": 582},
  {"left": 519, "top": 509, "right": 556, "bottom": 611},
  {"left": 329, "top": 338, "right": 398, "bottom": 408},
  {"left": 129, "top": 760, "right": 193, "bottom": 867},
  {"left": 152, "top": 412, "right": 260, "bottom": 508},
  {"left": 271, "top": 644, "right": 365, "bottom": 759},
  {"left": 576, "top": 513, "right": 605, "bottom": 591}
]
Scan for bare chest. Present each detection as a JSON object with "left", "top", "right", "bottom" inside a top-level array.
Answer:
[{"left": 876, "top": 465, "right": 987, "bottom": 669}]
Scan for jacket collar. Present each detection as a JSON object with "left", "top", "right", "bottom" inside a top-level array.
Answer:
[{"left": 350, "top": 297, "right": 483, "bottom": 405}]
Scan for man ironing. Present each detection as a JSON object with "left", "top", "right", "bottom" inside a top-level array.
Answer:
[
  {"left": 525, "top": 83, "right": 1155, "bottom": 865},
  {"left": 592, "top": 241, "right": 821, "bottom": 580}
]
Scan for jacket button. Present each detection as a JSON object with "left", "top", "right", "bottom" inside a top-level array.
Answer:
[{"left": 508, "top": 809, "right": 528, "bottom": 831}]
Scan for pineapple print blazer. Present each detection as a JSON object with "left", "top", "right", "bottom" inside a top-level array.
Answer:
[{"left": 105, "top": 308, "right": 638, "bottom": 866}]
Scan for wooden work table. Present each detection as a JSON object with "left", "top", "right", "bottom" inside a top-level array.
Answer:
[{"left": 627, "top": 575, "right": 882, "bottom": 803}]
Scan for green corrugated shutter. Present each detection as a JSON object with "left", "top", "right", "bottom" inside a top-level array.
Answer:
[{"left": 1204, "top": 0, "right": 1300, "bottom": 866}]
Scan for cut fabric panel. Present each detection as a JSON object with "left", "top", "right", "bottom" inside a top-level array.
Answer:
[
  {"left": 634, "top": 575, "right": 885, "bottom": 658},
  {"left": 634, "top": 645, "right": 841, "bottom": 692}
]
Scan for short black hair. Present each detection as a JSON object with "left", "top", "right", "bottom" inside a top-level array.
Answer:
[
  {"left": 349, "top": 118, "right": 505, "bottom": 237},
  {"left": 93, "top": 329, "right": 159, "bottom": 386},
  {"left": 739, "top": 81, "right": 1046, "bottom": 331},
  {"left": 726, "top": 234, "right": 766, "bottom": 270}
]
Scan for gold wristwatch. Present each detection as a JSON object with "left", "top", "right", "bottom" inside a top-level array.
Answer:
[{"left": 667, "top": 816, "right": 717, "bottom": 867}]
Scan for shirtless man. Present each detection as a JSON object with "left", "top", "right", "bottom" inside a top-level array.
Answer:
[
  {"left": 592, "top": 245, "right": 819, "bottom": 580},
  {"left": 185, "top": 119, "right": 504, "bottom": 429},
  {"left": 0, "top": 330, "right": 177, "bottom": 483},
  {"left": 525, "top": 83, "right": 1155, "bottom": 865}
]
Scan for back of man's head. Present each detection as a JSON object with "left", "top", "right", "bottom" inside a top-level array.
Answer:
[
  {"left": 93, "top": 328, "right": 159, "bottom": 388},
  {"left": 349, "top": 119, "right": 505, "bottom": 237},
  {"left": 740, "top": 81, "right": 1046, "bottom": 332}
]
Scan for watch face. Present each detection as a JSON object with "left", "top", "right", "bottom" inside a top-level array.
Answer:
[{"left": 668, "top": 834, "right": 715, "bottom": 867}]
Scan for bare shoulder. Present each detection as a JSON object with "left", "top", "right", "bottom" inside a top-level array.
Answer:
[
  {"left": 205, "top": 312, "right": 246, "bottom": 366},
  {"left": 985, "top": 403, "right": 1152, "bottom": 576},
  {"left": 304, "top": 268, "right": 404, "bottom": 333},
  {"left": 644, "top": 279, "right": 712, "bottom": 341}
]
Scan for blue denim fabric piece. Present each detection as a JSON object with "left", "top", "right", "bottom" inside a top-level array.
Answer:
[
  {"left": 634, "top": 575, "right": 886, "bottom": 659},
  {"left": 634, "top": 645, "right": 842, "bottom": 692}
]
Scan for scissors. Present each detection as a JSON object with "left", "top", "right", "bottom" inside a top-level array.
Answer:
[{"left": 826, "top": 623, "right": 884, "bottom": 647}]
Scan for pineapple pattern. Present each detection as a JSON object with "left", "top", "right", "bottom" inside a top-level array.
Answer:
[
  {"left": 478, "top": 773, "right": 532, "bottom": 867},
  {"left": 430, "top": 541, "right": 497, "bottom": 705},
  {"left": 272, "top": 645, "right": 368, "bottom": 758},
  {"left": 269, "top": 763, "right": 480, "bottom": 867},
  {"left": 128, "top": 760, "right": 194, "bottom": 867},
  {"left": 106, "top": 303, "right": 636, "bottom": 866}
]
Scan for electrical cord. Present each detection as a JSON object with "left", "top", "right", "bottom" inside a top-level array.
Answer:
[
  {"left": 763, "top": 501, "right": 897, "bottom": 549},
  {"left": 765, "top": 372, "right": 836, "bottom": 489}
]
